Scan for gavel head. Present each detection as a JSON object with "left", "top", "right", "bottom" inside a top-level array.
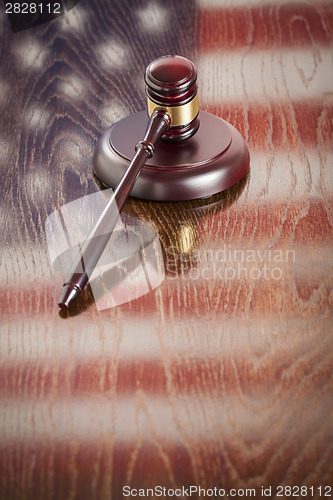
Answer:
[{"left": 145, "top": 55, "right": 199, "bottom": 142}]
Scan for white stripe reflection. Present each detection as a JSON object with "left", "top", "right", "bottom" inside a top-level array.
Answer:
[
  {"left": 1, "top": 386, "right": 329, "bottom": 444},
  {"left": 0, "top": 313, "right": 329, "bottom": 365},
  {"left": 196, "top": 0, "right": 328, "bottom": 8},
  {"left": 197, "top": 49, "right": 333, "bottom": 104},
  {"left": 247, "top": 151, "right": 332, "bottom": 200}
]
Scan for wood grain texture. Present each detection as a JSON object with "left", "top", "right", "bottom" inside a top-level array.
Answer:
[{"left": 0, "top": 0, "right": 332, "bottom": 499}]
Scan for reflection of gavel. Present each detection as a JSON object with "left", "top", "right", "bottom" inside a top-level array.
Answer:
[{"left": 59, "top": 55, "right": 203, "bottom": 308}]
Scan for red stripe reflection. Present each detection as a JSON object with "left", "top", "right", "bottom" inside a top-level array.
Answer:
[{"left": 198, "top": 3, "right": 333, "bottom": 52}]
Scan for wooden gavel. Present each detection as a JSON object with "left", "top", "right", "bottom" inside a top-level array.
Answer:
[{"left": 59, "top": 55, "right": 250, "bottom": 308}]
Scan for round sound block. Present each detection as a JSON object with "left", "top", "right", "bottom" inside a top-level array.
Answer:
[{"left": 93, "top": 110, "right": 250, "bottom": 201}]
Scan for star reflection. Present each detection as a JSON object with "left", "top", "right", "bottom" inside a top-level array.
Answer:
[
  {"left": 23, "top": 105, "right": 50, "bottom": 130},
  {"left": 99, "top": 101, "right": 130, "bottom": 129},
  {"left": 0, "top": 137, "right": 10, "bottom": 167},
  {"left": 136, "top": 2, "right": 169, "bottom": 33},
  {"left": 59, "top": 5, "right": 86, "bottom": 32},
  {"left": 97, "top": 40, "right": 128, "bottom": 70},
  {"left": 58, "top": 74, "right": 86, "bottom": 100},
  {"left": 12, "top": 37, "right": 48, "bottom": 71}
]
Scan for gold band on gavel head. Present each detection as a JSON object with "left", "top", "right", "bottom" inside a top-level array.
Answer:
[{"left": 147, "top": 93, "right": 199, "bottom": 127}]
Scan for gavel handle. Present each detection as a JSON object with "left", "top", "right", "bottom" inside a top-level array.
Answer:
[{"left": 58, "top": 109, "right": 171, "bottom": 309}]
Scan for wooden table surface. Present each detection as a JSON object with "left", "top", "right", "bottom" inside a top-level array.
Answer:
[{"left": 1, "top": 0, "right": 332, "bottom": 498}]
